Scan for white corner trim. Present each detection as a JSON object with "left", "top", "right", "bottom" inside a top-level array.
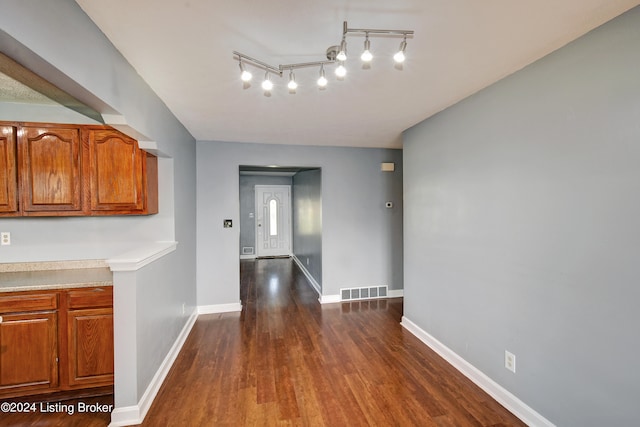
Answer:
[
  {"left": 101, "top": 113, "right": 127, "bottom": 126},
  {"left": 107, "top": 241, "right": 178, "bottom": 272},
  {"left": 388, "top": 289, "right": 404, "bottom": 298},
  {"left": 198, "top": 302, "right": 243, "bottom": 314},
  {"left": 136, "top": 140, "right": 158, "bottom": 151},
  {"left": 109, "top": 310, "right": 198, "bottom": 427},
  {"left": 291, "top": 255, "right": 321, "bottom": 295},
  {"left": 400, "top": 316, "right": 555, "bottom": 427}
]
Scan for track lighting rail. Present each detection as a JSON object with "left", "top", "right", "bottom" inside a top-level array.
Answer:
[
  {"left": 234, "top": 21, "right": 415, "bottom": 94},
  {"left": 342, "top": 22, "right": 415, "bottom": 38}
]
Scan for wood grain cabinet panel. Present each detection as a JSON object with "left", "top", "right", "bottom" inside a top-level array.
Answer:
[
  {"left": 0, "top": 125, "right": 18, "bottom": 214},
  {"left": 0, "top": 287, "right": 114, "bottom": 398},
  {"left": 64, "top": 286, "right": 114, "bottom": 389},
  {"left": 0, "top": 121, "right": 158, "bottom": 217},
  {"left": 19, "top": 126, "right": 83, "bottom": 213},
  {"left": 89, "top": 129, "right": 145, "bottom": 213},
  {"left": 0, "top": 310, "right": 58, "bottom": 395},
  {"left": 66, "top": 307, "right": 114, "bottom": 387}
]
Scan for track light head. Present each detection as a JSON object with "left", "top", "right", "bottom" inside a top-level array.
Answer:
[
  {"left": 262, "top": 72, "right": 273, "bottom": 91},
  {"left": 361, "top": 35, "right": 373, "bottom": 62},
  {"left": 239, "top": 60, "right": 252, "bottom": 82},
  {"left": 287, "top": 70, "right": 297, "bottom": 93},
  {"left": 394, "top": 37, "right": 407, "bottom": 63},
  {"left": 317, "top": 65, "right": 328, "bottom": 88},
  {"left": 337, "top": 38, "right": 347, "bottom": 61},
  {"left": 335, "top": 62, "right": 347, "bottom": 80}
]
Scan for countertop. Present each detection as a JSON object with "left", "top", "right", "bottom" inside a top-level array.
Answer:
[{"left": 0, "top": 266, "right": 113, "bottom": 292}]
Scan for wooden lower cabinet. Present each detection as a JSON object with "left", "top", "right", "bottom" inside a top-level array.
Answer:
[
  {"left": 0, "top": 311, "right": 58, "bottom": 395},
  {"left": 0, "top": 287, "right": 113, "bottom": 399},
  {"left": 65, "top": 287, "right": 114, "bottom": 388}
]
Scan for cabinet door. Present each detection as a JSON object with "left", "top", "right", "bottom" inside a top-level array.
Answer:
[
  {"left": 19, "top": 126, "right": 83, "bottom": 213},
  {"left": 67, "top": 307, "right": 114, "bottom": 387},
  {"left": 0, "top": 125, "right": 18, "bottom": 214},
  {"left": 0, "top": 311, "right": 58, "bottom": 395},
  {"left": 89, "top": 129, "right": 145, "bottom": 213}
]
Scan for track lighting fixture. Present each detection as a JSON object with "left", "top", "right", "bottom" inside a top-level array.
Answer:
[
  {"left": 239, "top": 60, "right": 252, "bottom": 82},
  {"left": 287, "top": 70, "right": 297, "bottom": 93},
  {"left": 317, "top": 65, "right": 328, "bottom": 88},
  {"left": 394, "top": 36, "right": 408, "bottom": 63},
  {"left": 233, "top": 21, "right": 413, "bottom": 95},
  {"left": 361, "top": 34, "right": 373, "bottom": 62},
  {"left": 261, "top": 72, "right": 273, "bottom": 92},
  {"left": 335, "top": 62, "right": 347, "bottom": 79},
  {"left": 337, "top": 37, "right": 347, "bottom": 62}
]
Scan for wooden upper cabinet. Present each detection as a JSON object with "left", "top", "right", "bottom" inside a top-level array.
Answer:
[
  {"left": 19, "top": 126, "right": 83, "bottom": 213},
  {"left": 89, "top": 129, "right": 145, "bottom": 213},
  {"left": 0, "top": 121, "right": 157, "bottom": 217},
  {"left": 0, "top": 126, "right": 18, "bottom": 214}
]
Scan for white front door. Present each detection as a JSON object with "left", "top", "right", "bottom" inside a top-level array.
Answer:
[{"left": 255, "top": 185, "right": 291, "bottom": 257}]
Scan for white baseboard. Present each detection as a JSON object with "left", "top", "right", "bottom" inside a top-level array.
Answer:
[
  {"left": 400, "top": 316, "right": 554, "bottom": 427},
  {"left": 197, "top": 302, "right": 242, "bottom": 314},
  {"left": 109, "top": 310, "right": 198, "bottom": 426},
  {"left": 319, "top": 294, "right": 341, "bottom": 304}
]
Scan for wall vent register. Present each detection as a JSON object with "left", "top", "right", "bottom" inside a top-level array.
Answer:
[{"left": 341, "top": 285, "right": 388, "bottom": 301}]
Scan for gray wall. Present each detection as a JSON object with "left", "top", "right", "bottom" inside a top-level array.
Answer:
[
  {"left": 0, "top": 0, "right": 197, "bottom": 409},
  {"left": 239, "top": 175, "right": 292, "bottom": 256},
  {"left": 292, "top": 169, "right": 322, "bottom": 285},
  {"left": 197, "top": 141, "right": 403, "bottom": 305},
  {"left": 403, "top": 6, "right": 640, "bottom": 426}
]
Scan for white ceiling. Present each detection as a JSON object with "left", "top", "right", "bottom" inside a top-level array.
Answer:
[{"left": 74, "top": 0, "right": 639, "bottom": 149}]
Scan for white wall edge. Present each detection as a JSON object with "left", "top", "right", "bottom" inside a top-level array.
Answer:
[
  {"left": 198, "top": 302, "right": 243, "bottom": 314},
  {"left": 109, "top": 309, "right": 198, "bottom": 427},
  {"left": 401, "top": 316, "right": 555, "bottom": 427},
  {"left": 240, "top": 254, "right": 256, "bottom": 260},
  {"left": 388, "top": 289, "right": 404, "bottom": 298},
  {"left": 107, "top": 241, "right": 178, "bottom": 272},
  {"left": 102, "top": 113, "right": 150, "bottom": 141}
]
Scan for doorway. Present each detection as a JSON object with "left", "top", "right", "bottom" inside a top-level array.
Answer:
[{"left": 255, "top": 185, "right": 291, "bottom": 257}]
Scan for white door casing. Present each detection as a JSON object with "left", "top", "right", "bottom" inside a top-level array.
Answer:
[{"left": 255, "top": 185, "right": 291, "bottom": 257}]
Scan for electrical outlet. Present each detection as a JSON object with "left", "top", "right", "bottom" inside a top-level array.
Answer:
[
  {"left": 505, "top": 350, "right": 516, "bottom": 373},
  {"left": 1, "top": 232, "right": 10, "bottom": 246}
]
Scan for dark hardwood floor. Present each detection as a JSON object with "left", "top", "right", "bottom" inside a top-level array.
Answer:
[
  {"left": 141, "top": 258, "right": 525, "bottom": 426},
  {"left": 2, "top": 258, "right": 525, "bottom": 426}
]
